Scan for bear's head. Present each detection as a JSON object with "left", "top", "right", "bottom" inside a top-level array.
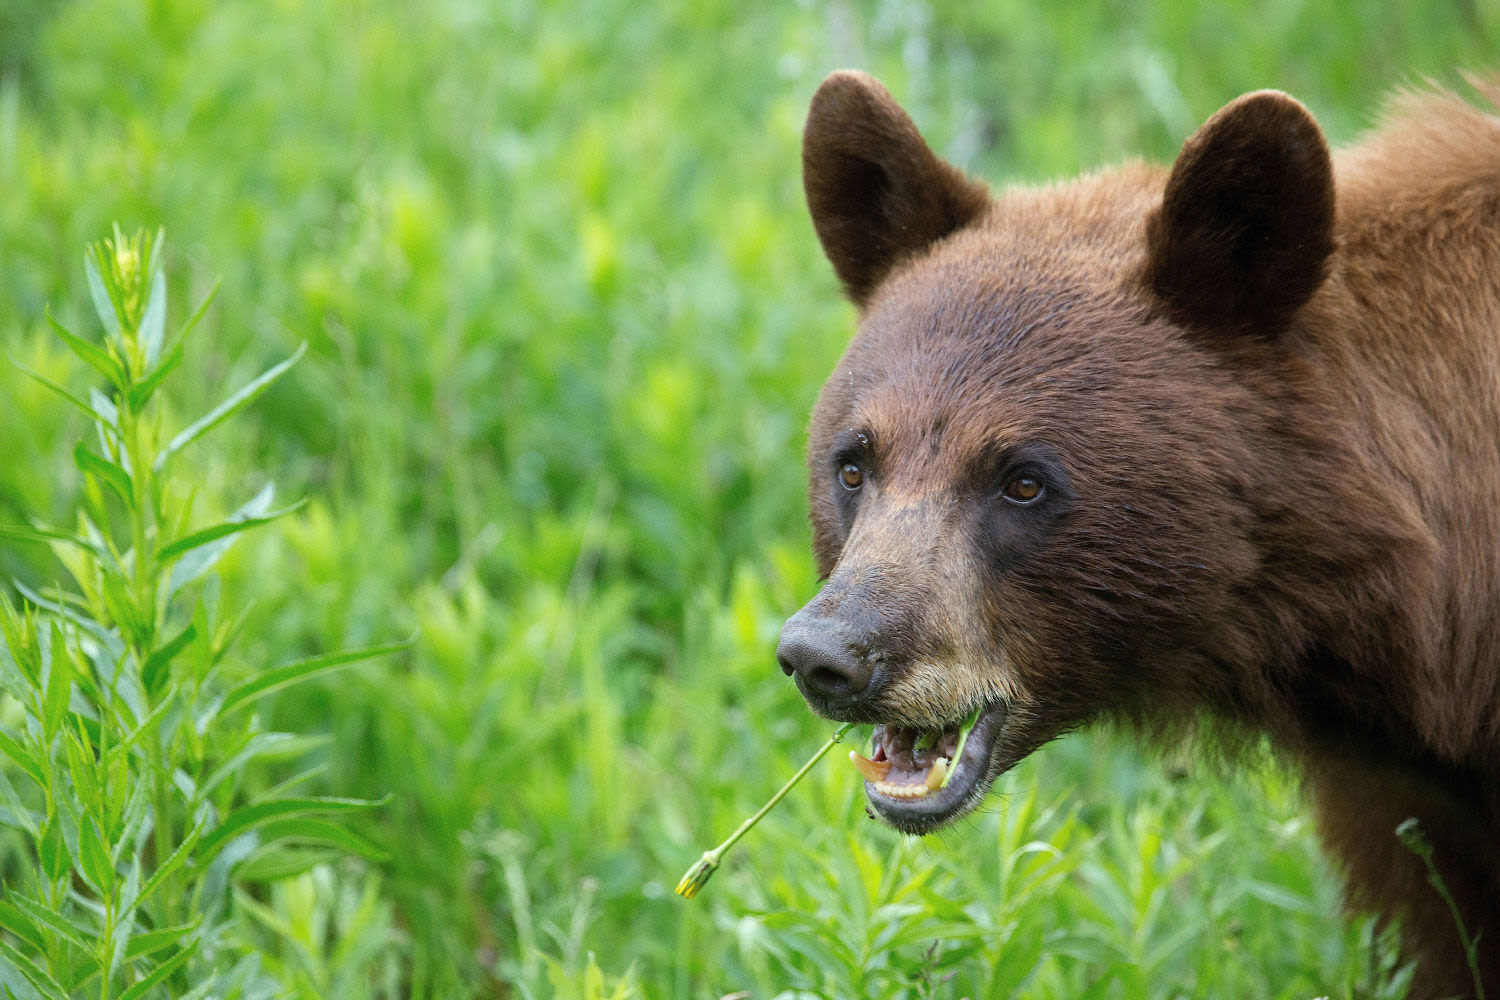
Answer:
[{"left": 779, "top": 71, "right": 1344, "bottom": 833}]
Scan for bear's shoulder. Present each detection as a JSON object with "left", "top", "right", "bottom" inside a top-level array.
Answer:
[{"left": 1336, "top": 80, "right": 1500, "bottom": 226}]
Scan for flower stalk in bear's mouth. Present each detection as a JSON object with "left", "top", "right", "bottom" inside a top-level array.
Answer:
[
  {"left": 856, "top": 707, "right": 984, "bottom": 802},
  {"left": 943, "top": 707, "right": 983, "bottom": 789},
  {"left": 675, "top": 723, "right": 853, "bottom": 899}
]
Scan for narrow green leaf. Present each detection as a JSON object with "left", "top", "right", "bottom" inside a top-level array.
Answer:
[
  {"left": 125, "top": 339, "right": 182, "bottom": 413},
  {"left": 0, "top": 524, "right": 108, "bottom": 561},
  {"left": 165, "top": 484, "right": 274, "bottom": 599},
  {"left": 3, "top": 894, "right": 93, "bottom": 954},
  {"left": 60, "top": 731, "right": 95, "bottom": 812},
  {"left": 88, "top": 387, "right": 118, "bottom": 428},
  {"left": 112, "top": 696, "right": 173, "bottom": 768},
  {"left": 157, "top": 500, "right": 306, "bottom": 563},
  {"left": 76, "top": 815, "right": 114, "bottom": 895},
  {"left": 42, "top": 625, "right": 71, "bottom": 743},
  {"left": 116, "top": 941, "right": 196, "bottom": 1000},
  {"left": 9, "top": 358, "right": 107, "bottom": 422},
  {"left": 0, "top": 938, "right": 69, "bottom": 1000},
  {"left": 126, "top": 821, "right": 202, "bottom": 913},
  {"left": 115, "top": 860, "right": 141, "bottom": 961},
  {"left": 0, "top": 596, "right": 32, "bottom": 688},
  {"left": 84, "top": 248, "right": 121, "bottom": 337},
  {"left": 14, "top": 582, "right": 121, "bottom": 656},
  {"left": 219, "top": 638, "right": 409, "bottom": 717},
  {"left": 139, "top": 280, "right": 220, "bottom": 417},
  {"left": 141, "top": 623, "right": 195, "bottom": 695},
  {"left": 154, "top": 342, "right": 306, "bottom": 471},
  {"left": 0, "top": 768, "right": 38, "bottom": 838},
  {"left": 138, "top": 258, "right": 167, "bottom": 365},
  {"left": 111, "top": 780, "right": 152, "bottom": 862},
  {"left": 198, "top": 796, "right": 387, "bottom": 866},
  {"left": 0, "top": 902, "right": 44, "bottom": 953},
  {"left": 172, "top": 278, "right": 219, "bottom": 348},
  {"left": 0, "top": 730, "right": 43, "bottom": 790},
  {"left": 252, "top": 816, "right": 389, "bottom": 861},
  {"left": 196, "top": 732, "right": 327, "bottom": 802},
  {"left": 234, "top": 845, "right": 340, "bottom": 883},
  {"left": 74, "top": 443, "right": 133, "bottom": 507},
  {"left": 45, "top": 309, "right": 125, "bottom": 391},
  {"left": 124, "top": 917, "right": 202, "bottom": 961}
]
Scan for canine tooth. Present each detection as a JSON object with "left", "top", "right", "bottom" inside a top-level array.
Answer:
[
  {"left": 926, "top": 757, "right": 949, "bottom": 790},
  {"left": 849, "top": 750, "right": 891, "bottom": 782}
]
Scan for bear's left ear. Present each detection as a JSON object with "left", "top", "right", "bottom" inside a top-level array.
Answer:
[
  {"left": 1145, "top": 90, "right": 1335, "bottom": 336},
  {"left": 803, "top": 70, "right": 989, "bottom": 308}
]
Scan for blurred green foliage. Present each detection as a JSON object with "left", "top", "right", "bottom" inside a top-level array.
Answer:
[{"left": 0, "top": 0, "right": 1492, "bottom": 996}]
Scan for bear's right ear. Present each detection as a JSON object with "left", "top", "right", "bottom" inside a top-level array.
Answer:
[{"left": 803, "top": 71, "right": 989, "bottom": 308}]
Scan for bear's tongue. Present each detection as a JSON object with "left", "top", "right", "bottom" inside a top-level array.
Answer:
[{"left": 849, "top": 711, "right": 979, "bottom": 800}]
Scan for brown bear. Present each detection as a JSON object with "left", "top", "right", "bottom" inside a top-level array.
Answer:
[{"left": 776, "top": 70, "right": 1500, "bottom": 998}]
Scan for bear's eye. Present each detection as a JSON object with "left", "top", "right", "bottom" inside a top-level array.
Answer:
[
  {"left": 1002, "top": 475, "right": 1043, "bottom": 504},
  {"left": 839, "top": 463, "right": 864, "bottom": 491}
]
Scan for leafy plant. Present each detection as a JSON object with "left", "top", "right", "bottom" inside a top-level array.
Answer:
[
  {"left": 0, "top": 228, "right": 400, "bottom": 999},
  {"left": 1397, "top": 817, "right": 1487, "bottom": 1000}
]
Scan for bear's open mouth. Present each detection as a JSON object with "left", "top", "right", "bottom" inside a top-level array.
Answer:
[{"left": 849, "top": 700, "right": 1006, "bottom": 832}]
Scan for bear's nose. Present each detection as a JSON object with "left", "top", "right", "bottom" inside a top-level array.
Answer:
[{"left": 776, "top": 619, "right": 873, "bottom": 702}]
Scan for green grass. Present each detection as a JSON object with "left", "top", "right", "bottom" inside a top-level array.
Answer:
[{"left": 0, "top": 1, "right": 1492, "bottom": 996}]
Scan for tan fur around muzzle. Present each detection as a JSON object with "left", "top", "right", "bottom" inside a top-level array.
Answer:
[{"left": 809, "top": 488, "right": 1023, "bottom": 728}]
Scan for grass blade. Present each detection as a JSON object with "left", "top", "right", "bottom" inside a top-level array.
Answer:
[
  {"left": 197, "top": 796, "right": 389, "bottom": 867},
  {"left": 3, "top": 895, "right": 95, "bottom": 955},
  {"left": 154, "top": 342, "right": 306, "bottom": 471},
  {"left": 124, "top": 917, "right": 202, "bottom": 961},
  {"left": 83, "top": 249, "right": 120, "bottom": 338},
  {"left": 73, "top": 443, "right": 133, "bottom": 506},
  {"left": 0, "top": 730, "right": 42, "bottom": 789},
  {"left": 164, "top": 483, "right": 275, "bottom": 599},
  {"left": 45, "top": 309, "right": 125, "bottom": 391},
  {"left": 0, "top": 903, "right": 44, "bottom": 954},
  {"left": 126, "top": 821, "right": 203, "bottom": 914},
  {"left": 138, "top": 256, "right": 167, "bottom": 364},
  {"left": 116, "top": 940, "right": 196, "bottom": 1000},
  {"left": 9, "top": 359, "right": 108, "bottom": 422},
  {"left": 157, "top": 500, "right": 306, "bottom": 563},
  {"left": 142, "top": 621, "right": 196, "bottom": 694},
  {"left": 0, "top": 937, "right": 69, "bottom": 1000},
  {"left": 251, "top": 816, "right": 390, "bottom": 861},
  {"left": 125, "top": 339, "right": 183, "bottom": 412},
  {"left": 218, "top": 638, "right": 410, "bottom": 717}
]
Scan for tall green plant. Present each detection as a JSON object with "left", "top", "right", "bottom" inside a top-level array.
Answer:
[{"left": 0, "top": 228, "right": 401, "bottom": 999}]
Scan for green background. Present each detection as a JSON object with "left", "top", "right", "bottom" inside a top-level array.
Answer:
[{"left": 0, "top": 1, "right": 1492, "bottom": 996}]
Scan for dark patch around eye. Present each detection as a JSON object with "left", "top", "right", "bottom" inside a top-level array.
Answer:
[
  {"left": 967, "top": 440, "right": 1073, "bottom": 574},
  {"left": 829, "top": 428, "right": 875, "bottom": 527}
]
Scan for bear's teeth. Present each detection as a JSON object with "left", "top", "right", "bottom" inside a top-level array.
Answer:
[
  {"left": 925, "top": 757, "right": 949, "bottom": 790},
  {"left": 849, "top": 750, "right": 891, "bottom": 782},
  {"left": 873, "top": 780, "right": 929, "bottom": 798},
  {"left": 870, "top": 756, "right": 953, "bottom": 799}
]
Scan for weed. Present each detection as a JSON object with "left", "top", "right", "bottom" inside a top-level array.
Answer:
[
  {"left": 1397, "top": 817, "right": 1486, "bottom": 1000},
  {"left": 0, "top": 228, "right": 398, "bottom": 998}
]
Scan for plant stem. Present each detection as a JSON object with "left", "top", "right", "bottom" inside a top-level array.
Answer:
[
  {"left": 676, "top": 723, "right": 853, "bottom": 898},
  {"left": 715, "top": 721, "right": 853, "bottom": 857}
]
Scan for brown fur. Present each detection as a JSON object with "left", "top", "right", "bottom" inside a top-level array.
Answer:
[{"left": 788, "top": 70, "right": 1500, "bottom": 997}]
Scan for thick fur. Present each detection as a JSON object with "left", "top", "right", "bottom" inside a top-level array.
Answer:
[{"left": 791, "top": 70, "right": 1500, "bottom": 998}]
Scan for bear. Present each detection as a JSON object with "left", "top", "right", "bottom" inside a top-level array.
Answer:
[{"left": 776, "top": 69, "right": 1500, "bottom": 999}]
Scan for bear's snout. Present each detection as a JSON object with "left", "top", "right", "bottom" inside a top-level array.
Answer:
[{"left": 776, "top": 609, "right": 879, "bottom": 711}]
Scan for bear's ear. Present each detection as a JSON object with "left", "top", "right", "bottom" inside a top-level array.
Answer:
[
  {"left": 803, "top": 70, "right": 989, "bottom": 308},
  {"left": 1145, "top": 90, "right": 1335, "bottom": 335}
]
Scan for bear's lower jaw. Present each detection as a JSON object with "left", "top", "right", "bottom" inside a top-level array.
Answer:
[{"left": 860, "top": 700, "right": 1008, "bottom": 832}]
